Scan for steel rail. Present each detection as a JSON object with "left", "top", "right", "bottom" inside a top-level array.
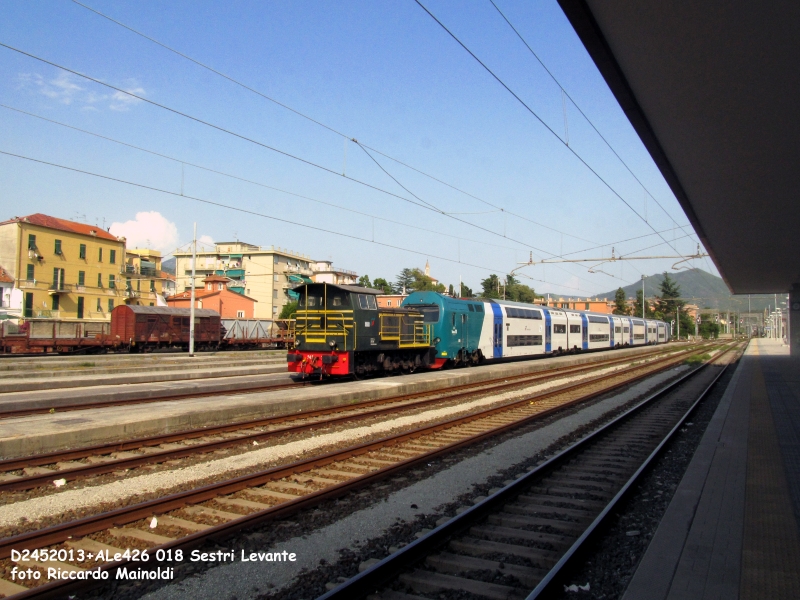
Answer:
[
  {"left": 317, "top": 344, "right": 740, "bottom": 600},
  {"left": 526, "top": 350, "right": 734, "bottom": 598},
  {"left": 0, "top": 346, "right": 717, "bottom": 556},
  {"left": 0, "top": 346, "right": 702, "bottom": 492},
  {"left": 0, "top": 344, "right": 725, "bottom": 599},
  {"left": 0, "top": 378, "right": 305, "bottom": 420},
  {"left": 0, "top": 344, "right": 684, "bottom": 418}
]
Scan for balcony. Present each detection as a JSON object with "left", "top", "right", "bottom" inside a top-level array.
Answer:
[
  {"left": 18, "top": 279, "right": 41, "bottom": 289},
  {"left": 33, "top": 310, "right": 60, "bottom": 319},
  {"left": 215, "top": 269, "right": 245, "bottom": 278},
  {"left": 48, "top": 284, "right": 74, "bottom": 294}
]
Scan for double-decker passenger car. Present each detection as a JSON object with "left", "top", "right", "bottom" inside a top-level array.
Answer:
[
  {"left": 402, "top": 292, "right": 670, "bottom": 367},
  {"left": 287, "top": 283, "right": 436, "bottom": 377}
]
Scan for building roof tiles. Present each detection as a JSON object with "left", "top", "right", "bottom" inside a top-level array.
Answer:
[{"left": 0, "top": 214, "right": 121, "bottom": 242}]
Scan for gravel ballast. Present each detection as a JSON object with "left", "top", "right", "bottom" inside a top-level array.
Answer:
[{"left": 122, "top": 366, "right": 689, "bottom": 600}]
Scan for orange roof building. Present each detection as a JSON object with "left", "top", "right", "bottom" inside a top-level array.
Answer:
[{"left": 166, "top": 275, "right": 257, "bottom": 319}]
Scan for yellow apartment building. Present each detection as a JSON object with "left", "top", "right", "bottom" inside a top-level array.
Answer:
[{"left": 0, "top": 214, "right": 127, "bottom": 321}]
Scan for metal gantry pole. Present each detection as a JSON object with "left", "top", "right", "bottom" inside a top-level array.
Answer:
[
  {"left": 189, "top": 222, "right": 197, "bottom": 357},
  {"left": 641, "top": 275, "right": 645, "bottom": 319}
]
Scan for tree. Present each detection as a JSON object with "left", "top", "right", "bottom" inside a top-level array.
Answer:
[
  {"left": 372, "top": 278, "right": 394, "bottom": 294},
  {"left": 505, "top": 275, "right": 537, "bottom": 303},
  {"left": 698, "top": 314, "right": 720, "bottom": 339},
  {"left": 633, "top": 289, "right": 656, "bottom": 318},
  {"left": 613, "top": 287, "right": 630, "bottom": 315},
  {"left": 657, "top": 272, "right": 687, "bottom": 337},
  {"left": 409, "top": 268, "right": 446, "bottom": 293},
  {"left": 395, "top": 268, "right": 415, "bottom": 294},
  {"left": 357, "top": 275, "right": 372, "bottom": 288},
  {"left": 448, "top": 283, "right": 455, "bottom": 297},
  {"left": 279, "top": 301, "right": 298, "bottom": 319},
  {"left": 460, "top": 282, "right": 474, "bottom": 298},
  {"left": 480, "top": 274, "right": 501, "bottom": 299}
]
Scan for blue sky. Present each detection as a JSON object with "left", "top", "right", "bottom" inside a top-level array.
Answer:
[{"left": 0, "top": 0, "right": 716, "bottom": 296}]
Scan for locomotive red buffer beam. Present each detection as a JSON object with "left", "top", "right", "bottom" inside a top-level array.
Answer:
[{"left": 287, "top": 350, "right": 351, "bottom": 376}]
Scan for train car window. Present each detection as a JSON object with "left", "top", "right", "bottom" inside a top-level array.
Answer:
[
  {"left": 570, "top": 324, "right": 581, "bottom": 333},
  {"left": 507, "top": 334, "right": 543, "bottom": 346},
  {"left": 506, "top": 308, "right": 516, "bottom": 318},
  {"left": 474, "top": 305, "right": 483, "bottom": 312},
  {"left": 589, "top": 316, "right": 609, "bottom": 324},
  {"left": 367, "top": 295, "right": 377, "bottom": 310},
  {"left": 553, "top": 324, "right": 566, "bottom": 334},
  {"left": 590, "top": 334, "right": 610, "bottom": 342},
  {"left": 624, "top": 327, "right": 630, "bottom": 333},
  {"left": 468, "top": 304, "right": 474, "bottom": 312},
  {"left": 615, "top": 327, "right": 622, "bottom": 333}
]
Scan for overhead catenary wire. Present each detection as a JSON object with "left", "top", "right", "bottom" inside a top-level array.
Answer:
[
  {"left": 0, "top": 41, "right": 580, "bottom": 266},
  {"left": 68, "top": 0, "right": 600, "bottom": 247},
  {"left": 0, "top": 103, "right": 526, "bottom": 256},
  {"left": 0, "top": 99, "right": 620, "bottom": 292},
  {"left": 488, "top": 0, "right": 695, "bottom": 239},
  {"left": 0, "top": 148, "right": 587, "bottom": 293},
  {"left": 412, "top": 0, "right": 692, "bottom": 263},
  {"left": 354, "top": 137, "right": 626, "bottom": 286}
]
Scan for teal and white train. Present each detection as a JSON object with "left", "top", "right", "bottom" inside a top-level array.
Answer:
[{"left": 402, "top": 291, "right": 670, "bottom": 368}]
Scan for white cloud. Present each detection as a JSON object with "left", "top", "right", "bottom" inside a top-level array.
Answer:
[
  {"left": 109, "top": 84, "right": 145, "bottom": 111},
  {"left": 17, "top": 70, "right": 146, "bottom": 112},
  {"left": 110, "top": 212, "right": 179, "bottom": 253},
  {"left": 198, "top": 235, "right": 215, "bottom": 249}
]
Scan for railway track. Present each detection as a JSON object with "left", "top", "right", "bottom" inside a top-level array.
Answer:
[
  {"left": 0, "top": 345, "right": 703, "bottom": 493},
  {"left": 0, "top": 376, "right": 305, "bottom": 420},
  {"left": 318, "top": 344, "right": 741, "bottom": 600},
  {"left": 0, "top": 345, "right": 686, "bottom": 420},
  {"left": 0, "top": 343, "right": 725, "bottom": 598}
]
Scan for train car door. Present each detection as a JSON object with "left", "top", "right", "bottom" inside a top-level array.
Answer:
[
  {"left": 628, "top": 318, "right": 634, "bottom": 345},
  {"left": 490, "top": 302, "right": 503, "bottom": 358},
  {"left": 609, "top": 317, "right": 615, "bottom": 348},
  {"left": 581, "top": 313, "right": 589, "bottom": 350},
  {"left": 544, "top": 309, "right": 552, "bottom": 353}
]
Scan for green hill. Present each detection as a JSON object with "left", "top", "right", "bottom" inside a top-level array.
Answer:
[{"left": 595, "top": 268, "right": 780, "bottom": 312}]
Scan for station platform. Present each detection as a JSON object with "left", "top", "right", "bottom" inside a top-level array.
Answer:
[
  {"left": 0, "top": 344, "right": 677, "bottom": 458},
  {"left": 624, "top": 338, "right": 800, "bottom": 599}
]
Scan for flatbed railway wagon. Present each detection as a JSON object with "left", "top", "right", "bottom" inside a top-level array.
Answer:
[
  {"left": 0, "top": 319, "right": 109, "bottom": 354},
  {"left": 287, "top": 283, "right": 436, "bottom": 377}
]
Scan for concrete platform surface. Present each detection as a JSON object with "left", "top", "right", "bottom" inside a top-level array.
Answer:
[
  {"left": 0, "top": 371, "right": 294, "bottom": 413},
  {"left": 0, "top": 362, "right": 287, "bottom": 393},
  {"left": 623, "top": 338, "right": 800, "bottom": 600},
  {"left": 0, "top": 344, "right": 675, "bottom": 458}
]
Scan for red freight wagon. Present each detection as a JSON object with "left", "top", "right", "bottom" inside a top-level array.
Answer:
[{"left": 107, "top": 305, "right": 221, "bottom": 351}]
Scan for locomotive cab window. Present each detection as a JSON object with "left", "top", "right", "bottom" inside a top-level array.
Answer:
[
  {"left": 409, "top": 305, "right": 440, "bottom": 323},
  {"left": 327, "top": 293, "right": 349, "bottom": 310},
  {"left": 299, "top": 289, "right": 322, "bottom": 308}
]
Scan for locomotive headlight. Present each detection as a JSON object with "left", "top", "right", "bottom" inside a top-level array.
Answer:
[
  {"left": 433, "top": 337, "right": 441, "bottom": 345},
  {"left": 328, "top": 340, "right": 337, "bottom": 348}
]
